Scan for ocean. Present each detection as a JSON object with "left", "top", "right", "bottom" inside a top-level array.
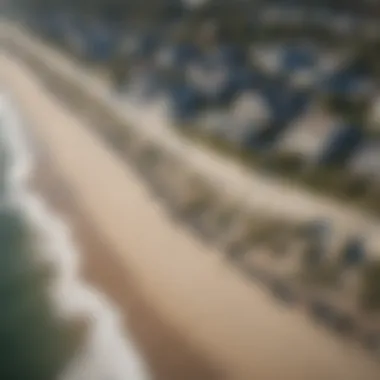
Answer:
[{"left": 0, "top": 93, "right": 149, "bottom": 380}]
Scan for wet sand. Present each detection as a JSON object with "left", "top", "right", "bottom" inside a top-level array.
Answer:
[{"left": 2, "top": 52, "right": 380, "bottom": 380}]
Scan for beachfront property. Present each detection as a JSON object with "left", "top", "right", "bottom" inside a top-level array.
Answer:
[
  {"left": 12, "top": 1, "right": 380, "bottom": 205},
  {"left": 2, "top": 1, "right": 380, "bottom": 377}
]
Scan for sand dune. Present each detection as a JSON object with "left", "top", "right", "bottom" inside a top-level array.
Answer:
[{"left": 1, "top": 52, "right": 380, "bottom": 380}]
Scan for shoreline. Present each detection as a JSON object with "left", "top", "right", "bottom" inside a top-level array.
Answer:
[
  {"left": 28, "top": 114, "right": 221, "bottom": 379},
  {"left": 3, "top": 51, "right": 380, "bottom": 379},
  {"left": 0, "top": 94, "right": 151, "bottom": 380},
  {"left": 1, "top": 90, "right": 218, "bottom": 379}
]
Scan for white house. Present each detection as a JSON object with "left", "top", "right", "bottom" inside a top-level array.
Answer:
[
  {"left": 222, "top": 90, "right": 271, "bottom": 145},
  {"left": 275, "top": 103, "right": 341, "bottom": 161}
]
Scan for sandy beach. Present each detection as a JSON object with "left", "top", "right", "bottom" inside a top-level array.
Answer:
[
  {"left": 28, "top": 134, "right": 221, "bottom": 380},
  {"left": 1, "top": 50, "right": 380, "bottom": 379}
]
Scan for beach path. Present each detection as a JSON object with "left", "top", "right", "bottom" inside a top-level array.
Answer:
[{"left": 1, "top": 52, "right": 380, "bottom": 380}]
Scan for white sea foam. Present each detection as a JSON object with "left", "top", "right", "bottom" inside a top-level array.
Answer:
[{"left": 0, "top": 93, "right": 150, "bottom": 380}]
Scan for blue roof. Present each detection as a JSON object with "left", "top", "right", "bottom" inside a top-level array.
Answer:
[
  {"left": 318, "top": 124, "right": 365, "bottom": 167},
  {"left": 281, "top": 45, "right": 317, "bottom": 72}
]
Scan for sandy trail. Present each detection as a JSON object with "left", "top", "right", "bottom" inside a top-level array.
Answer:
[{"left": 1, "top": 52, "right": 380, "bottom": 380}]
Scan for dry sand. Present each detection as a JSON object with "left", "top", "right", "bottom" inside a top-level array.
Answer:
[{"left": 1, "top": 52, "right": 380, "bottom": 380}]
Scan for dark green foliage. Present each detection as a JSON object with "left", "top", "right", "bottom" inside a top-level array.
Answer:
[
  {"left": 360, "top": 262, "right": 380, "bottom": 312},
  {"left": 262, "top": 152, "right": 304, "bottom": 177},
  {"left": 363, "top": 186, "right": 380, "bottom": 216},
  {"left": 301, "top": 263, "right": 341, "bottom": 288}
]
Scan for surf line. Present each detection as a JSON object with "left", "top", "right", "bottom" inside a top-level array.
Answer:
[{"left": 0, "top": 92, "right": 150, "bottom": 380}]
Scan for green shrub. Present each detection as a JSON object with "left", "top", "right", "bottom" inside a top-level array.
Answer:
[
  {"left": 263, "top": 152, "right": 305, "bottom": 177},
  {"left": 303, "top": 167, "right": 343, "bottom": 194},
  {"left": 362, "top": 186, "right": 380, "bottom": 216},
  {"left": 322, "top": 94, "right": 369, "bottom": 122},
  {"left": 339, "top": 174, "right": 372, "bottom": 201},
  {"left": 360, "top": 262, "right": 380, "bottom": 312},
  {"left": 300, "top": 262, "right": 341, "bottom": 289}
]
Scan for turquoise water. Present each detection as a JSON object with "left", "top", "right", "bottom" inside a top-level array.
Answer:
[{"left": 0, "top": 94, "right": 149, "bottom": 380}]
